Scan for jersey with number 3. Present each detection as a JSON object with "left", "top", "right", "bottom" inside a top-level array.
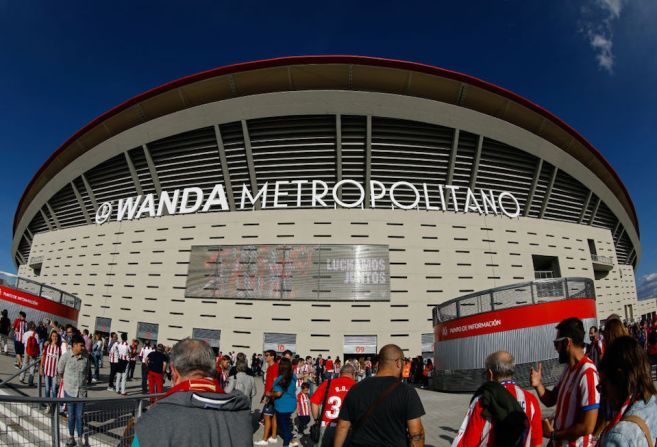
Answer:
[{"left": 310, "top": 376, "right": 357, "bottom": 425}]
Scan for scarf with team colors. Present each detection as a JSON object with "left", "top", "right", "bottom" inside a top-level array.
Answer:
[{"left": 165, "top": 377, "right": 224, "bottom": 397}]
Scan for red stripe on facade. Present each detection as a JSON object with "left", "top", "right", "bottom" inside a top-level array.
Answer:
[
  {"left": 434, "top": 298, "right": 596, "bottom": 341},
  {"left": 0, "top": 285, "right": 79, "bottom": 322}
]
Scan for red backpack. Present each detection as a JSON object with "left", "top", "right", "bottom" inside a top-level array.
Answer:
[{"left": 26, "top": 333, "right": 39, "bottom": 357}]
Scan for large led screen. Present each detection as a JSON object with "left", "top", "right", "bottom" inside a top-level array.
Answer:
[{"left": 185, "top": 244, "right": 389, "bottom": 301}]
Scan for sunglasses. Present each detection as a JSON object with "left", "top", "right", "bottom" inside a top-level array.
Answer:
[{"left": 552, "top": 336, "right": 569, "bottom": 347}]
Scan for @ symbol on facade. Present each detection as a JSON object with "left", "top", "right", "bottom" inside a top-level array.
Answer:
[{"left": 95, "top": 202, "right": 113, "bottom": 225}]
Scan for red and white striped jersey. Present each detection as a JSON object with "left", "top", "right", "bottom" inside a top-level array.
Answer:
[
  {"left": 139, "top": 346, "right": 154, "bottom": 362},
  {"left": 116, "top": 341, "right": 130, "bottom": 361},
  {"left": 42, "top": 343, "right": 61, "bottom": 377},
  {"left": 12, "top": 319, "right": 26, "bottom": 342},
  {"left": 553, "top": 355, "right": 600, "bottom": 447},
  {"left": 451, "top": 381, "right": 542, "bottom": 447},
  {"left": 297, "top": 392, "right": 311, "bottom": 416},
  {"left": 109, "top": 342, "right": 119, "bottom": 363},
  {"left": 295, "top": 366, "right": 304, "bottom": 388}
]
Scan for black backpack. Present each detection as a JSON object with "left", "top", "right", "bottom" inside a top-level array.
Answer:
[{"left": 472, "top": 381, "right": 529, "bottom": 447}]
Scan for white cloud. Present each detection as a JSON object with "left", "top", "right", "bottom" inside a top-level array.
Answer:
[
  {"left": 589, "top": 33, "right": 614, "bottom": 72},
  {"left": 637, "top": 272, "right": 657, "bottom": 299},
  {"left": 598, "top": 0, "right": 623, "bottom": 18},
  {"left": 580, "top": 0, "right": 625, "bottom": 74}
]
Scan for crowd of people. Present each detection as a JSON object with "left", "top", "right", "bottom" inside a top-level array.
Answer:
[
  {"left": 1, "top": 306, "right": 657, "bottom": 447},
  {"left": 452, "top": 315, "right": 657, "bottom": 447}
]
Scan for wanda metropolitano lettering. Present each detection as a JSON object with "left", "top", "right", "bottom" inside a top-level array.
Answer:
[{"left": 94, "top": 179, "right": 522, "bottom": 224}]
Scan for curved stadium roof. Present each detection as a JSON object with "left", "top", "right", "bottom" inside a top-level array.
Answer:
[{"left": 12, "top": 55, "right": 640, "bottom": 267}]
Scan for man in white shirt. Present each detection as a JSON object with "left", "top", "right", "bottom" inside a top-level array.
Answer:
[
  {"left": 115, "top": 332, "right": 130, "bottom": 395},
  {"left": 20, "top": 321, "right": 39, "bottom": 386}
]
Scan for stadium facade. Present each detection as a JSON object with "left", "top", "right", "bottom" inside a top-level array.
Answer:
[{"left": 10, "top": 56, "right": 652, "bottom": 359}]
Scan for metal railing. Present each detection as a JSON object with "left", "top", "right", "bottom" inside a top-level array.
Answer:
[
  {"left": 433, "top": 277, "right": 596, "bottom": 324},
  {"left": 0, "top": 353, "right": 165, "bottom": 446},
  {"left": 0, "top": 392, "right": 162, "bottom": 447},
  {"left": 591, "top": 254, "right": 614, "bottom": 265},
  {"left": 534, "top": 270, "right": 554, "bottom": 279},
  {"left": 0, "top": 357, "right": 43, "bottom": 395},
  {"left": 0, "top": 271, "right": 81, "bottom": 310}
]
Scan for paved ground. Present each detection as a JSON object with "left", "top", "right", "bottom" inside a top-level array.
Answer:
[{"left": 0, "top": 352, "right": 551, "bottom": 446}]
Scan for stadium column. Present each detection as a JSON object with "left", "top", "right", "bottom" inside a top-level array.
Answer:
[
  {"left": 45, "top": 202, "right": 60, "bottom": 229},
  {"left": 39, "top": 208, "right": 54, "bottom": 231},
  {"left": 241, "top": 120, "right": 260, "bottom": 210},
  {"left": 616, "top": 226, "right": 626, "bottom": 249},
  {"left": 365, "top": 115, "right": 372, "bottom": 208},
  {"left": 70, "top": 181, "right": 91, "bottom": 225},
  {"left": 628, "top": 249, "right": 637, "bottom": 266},
  {"left": 141, "top": 144, "right": 162, "bottom": 195},
  {"left": 213, "top": 124, "right": 235, "bottom": 211},
  {"left": 80, "top": 174, "right": 98, "bottom": 210},
  {"left": 469, "top": 135, "right": 484, "bottom": 190},
  {"left": 335, "top": 115, "right": 343, "bottom": 202},
  {"left": 124, "top": 151, "right": 144, "bottom": 196},
  {"left": 612, "top": 221, "right": 622, "bottom": 239},
  {"left": 588, "top": 197, "right": 601, "bottom": 225},
  {"left": 539, "top": 167, "right": 559, "bottom": 219},
  {"left": 578, "top": 191, "right": 593, "bottom": 224},
  {"left": 445, "top": 128, "right": 460, "bottom": 207},
  {"left": 525, "top": 159, "right": 544, "bottom": 217}
]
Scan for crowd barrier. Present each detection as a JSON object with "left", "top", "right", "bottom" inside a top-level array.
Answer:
[
  {"left": 0, "top": 392, "right": 165, "bottom": 447},
  {"left": 0, "top": 357, "right": 163, "bottom": 446}
]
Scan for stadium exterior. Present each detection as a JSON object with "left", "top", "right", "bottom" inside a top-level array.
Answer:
[{"left": 10, "top": 56, "right": 652, "bottom": 360}]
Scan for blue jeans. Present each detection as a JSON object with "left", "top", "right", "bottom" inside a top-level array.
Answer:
[
  {"left": 276, "top": 412, "right": 293, "bottom": 446},
  {"left": 93, "top": 352, "right": 102, "bottom": 380},
  {"left": 64, "top": 391, "right": 84, "bottom": 437},
  {"left": 44, "top": 376, "right": 58, "bottom": 398}
]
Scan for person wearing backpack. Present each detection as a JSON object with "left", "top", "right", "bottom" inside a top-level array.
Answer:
[
  {"left": 597, "top": 336, "right": 657, "bottom": 446},
  {"left": 20, "top": 321, "right": 40, "bottom": 386},
  {"left": 452, "top": 351, "right": 540, "bottom": 447}
]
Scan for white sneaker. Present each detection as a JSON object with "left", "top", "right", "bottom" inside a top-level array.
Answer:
[
  {"left": 254, "top": 441, "right": 269, "bottom": 446},
  {"left": 268, "top": 438, "right": 277, "bottom": 443},
  {"left": 290, "top": 441, "right": 299, "bottom": 446}
]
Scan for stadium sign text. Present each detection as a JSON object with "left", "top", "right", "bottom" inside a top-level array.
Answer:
[{"left": 94, "top": 179, "right": 521, "bottom": 224}]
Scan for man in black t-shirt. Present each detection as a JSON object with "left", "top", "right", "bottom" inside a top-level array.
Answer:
[
  {"left": 334, "top": 344, "right": 425, "bottom": 447},
  {"left": 146, "top": 344, "right": 167, "bottom": 400}
]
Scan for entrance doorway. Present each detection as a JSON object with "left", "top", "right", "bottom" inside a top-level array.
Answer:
[
  {"left": 136, "top": 322, "right": 159, "bottom": 346},
  {"left": 263, "top": 332, "right": 297, "bottom": 354},
  {"left": 343, "top": 335, "right": 377, "bottom": 361}
]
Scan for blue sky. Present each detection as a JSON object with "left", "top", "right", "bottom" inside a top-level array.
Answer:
[{"left": 1, "top": 0, "right": 656, "bottom": 296}]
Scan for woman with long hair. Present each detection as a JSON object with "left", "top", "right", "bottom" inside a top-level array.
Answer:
[
  {"left": 40, "top": 330, "right": 62, "bottom": 412},
  {"left": 271, "top": 357, "right": 297, "bottom": 447},
  {"left": 598, "top": 336, "right": 657, "bottom": 446},
  {"left": 602, "top": 318, "right": 628, "bottom": 351}
]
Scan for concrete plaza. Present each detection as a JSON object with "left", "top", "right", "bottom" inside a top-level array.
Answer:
[{"left": 0, "top": 352, "right": 552, "bottom": 446}]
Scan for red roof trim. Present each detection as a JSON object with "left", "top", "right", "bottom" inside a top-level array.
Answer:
[{"left": 14, "top": 55, "right": 638, "bottom": 235}]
